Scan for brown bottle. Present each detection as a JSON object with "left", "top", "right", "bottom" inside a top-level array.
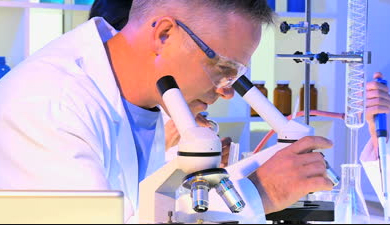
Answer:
[
  {"left": 251, "top": 81, "right": 268, "bottom": 117},
  {"left": 274, "top": 80, "right": 292, "bottom": 116},
  {"left": 299, "top": 81, "right": 318, "bottom": 112}
]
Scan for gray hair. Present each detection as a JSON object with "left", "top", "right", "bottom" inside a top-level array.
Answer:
[{"left": 128, "top": 0, "right": 274, "bottom": 27}]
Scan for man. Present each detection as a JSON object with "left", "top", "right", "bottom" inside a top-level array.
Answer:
[
  {"left": 0, "top": 0, "right": 333, "bottom": 223},
  {"left": 361, "top": 72, "right": 390, "bottom": 207},
  {"left": 88, "top": 0, "right": 233, "bottom": 166}
]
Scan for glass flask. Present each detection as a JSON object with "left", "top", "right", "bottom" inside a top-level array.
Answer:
[{"left": 335, "top": 164, "right": 370, "bottom": 224}]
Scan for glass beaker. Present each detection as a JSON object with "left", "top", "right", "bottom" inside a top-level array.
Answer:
[{"left": 335, "top": 164, "right": 370, "bottom": 224}]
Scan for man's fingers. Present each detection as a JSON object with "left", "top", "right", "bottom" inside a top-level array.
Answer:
[
  {"left": 195, "top": 114, "right": 212, "bottom": 128},
  {"left": 220, "top": 137, "right": 233, "bottom": 168},
  {"left": 303, "top": 176, "right": 334, "bottom": 193},
  {"left": 300, "top": 161, "right": 327, "bottom": 178},
  {"left": 366, "top": 89, "right": 390, "bottom": 102},
  {"left": 298, "top": 152, "right": 326, "bottom": 166},
  {"left": 373, "top": 72, "right": 383, "bottom": 79},
  {"left": 221, "top": 137, "right": 233, "bottom": 147},
  {"left": 366, "top": 96, "right": 390, "bottom": 116},
  {"left": 367, "top": 80, "right": 389, "bottom": 93},
  {"left": 283, "top": 136, "right": 333, "bottom": 155},
  {"left": 366, "top": 97, "right": 390, "bottom": 108},
  {"left": 366, "top": 105, "right": 390, "bottom": 117}
]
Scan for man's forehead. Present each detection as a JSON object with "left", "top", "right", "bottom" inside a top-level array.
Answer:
[{"left": 206, "top": 14, "right": 262, "bottom": 65}]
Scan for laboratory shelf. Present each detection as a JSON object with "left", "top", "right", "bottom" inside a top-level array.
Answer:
[{"left": 0, "top": 0, "right": 90, "bottom": 11}]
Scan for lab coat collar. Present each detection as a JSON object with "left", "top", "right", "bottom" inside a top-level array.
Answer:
[{"left": 72, "top": 17, "right": 123, "bottom": 123}]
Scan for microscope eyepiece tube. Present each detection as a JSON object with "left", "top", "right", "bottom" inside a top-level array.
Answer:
[
  {"left": 191, "top": 180, "right": 210, "bottom": 213},
  {"left": 215, "top": 178, "right": 246, "bottom": 213},
  {"left": 156, "top": 76, "right": 198, "bottom": 135},
  {"left": 233, "top": 76, "right": 288, "bottom": 134}
]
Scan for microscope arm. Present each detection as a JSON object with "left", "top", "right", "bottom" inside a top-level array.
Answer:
[{"left": 139, "top": 158, "right": 186, "bottom": 223}]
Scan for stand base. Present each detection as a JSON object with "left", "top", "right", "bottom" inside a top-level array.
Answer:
[{"left": 265, "top": 201, "right": 334, "bottom": 224}]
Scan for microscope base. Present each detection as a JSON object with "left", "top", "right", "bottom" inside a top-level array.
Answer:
[{"left": 265, "top": 201, "right": 334, "bottom": 224}]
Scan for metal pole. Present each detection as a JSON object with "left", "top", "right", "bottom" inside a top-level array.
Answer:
[{"left": 304, "top": 0, "right": 312, "bottom": 125}]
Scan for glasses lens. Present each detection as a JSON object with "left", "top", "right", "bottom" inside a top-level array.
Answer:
[{"left": 203, "top": 56, "right": 247, "bottom": 89}]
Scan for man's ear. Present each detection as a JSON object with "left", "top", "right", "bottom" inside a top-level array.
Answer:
[{"left": 151, "top": 17, "right": 178, "bottom": 56}]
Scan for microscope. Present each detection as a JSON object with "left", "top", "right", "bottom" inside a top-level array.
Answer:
[
  {"left": 229, "top": 76, "right": 340, "bottom": 224},
  {"left": 139, "top": 75, "right": 340, "bottom": 224},
  {"left": 139, "top": 76, "right": 246, "bottom": 224}
]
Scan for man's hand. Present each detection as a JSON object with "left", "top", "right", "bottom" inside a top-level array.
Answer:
[
  {"left": 248, "top": 136, "right": 334, "bottom": 214},
  {"left": 220, "top": 137, "right": 233, "bottom": 168},
  {"left": 164, "top": 119, "right": 181, "bottom": 150},
  {"left": 366, "top": 72, "right": 390, "bottom": 151}
]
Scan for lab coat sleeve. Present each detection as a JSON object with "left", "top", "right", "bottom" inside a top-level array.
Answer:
[
  {"left": 176, "top": 177, "right": 266, "bottom": 224},
  {"left": 0, "top": 93, "right": 110, "bottom": 190},
  {"left": 360, "top": 139, "right": 385, "bottom": 206}
]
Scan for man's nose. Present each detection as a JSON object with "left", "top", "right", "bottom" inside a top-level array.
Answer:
[{"left": 216, "top": 87, "right": 235, "bottom": 100}]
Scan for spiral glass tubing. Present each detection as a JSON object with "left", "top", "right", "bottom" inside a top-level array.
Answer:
[{"left": 345, "top": 0, "right": 368, "bottom": 129}]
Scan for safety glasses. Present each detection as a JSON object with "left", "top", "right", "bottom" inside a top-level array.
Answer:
[{"left": 152, "top": 20, "right": 248, "bottom": 89}]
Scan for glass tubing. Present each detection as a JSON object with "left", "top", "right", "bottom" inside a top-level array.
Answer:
[{"left": 345, "top": 0, "right": 368, "bottom": 164}]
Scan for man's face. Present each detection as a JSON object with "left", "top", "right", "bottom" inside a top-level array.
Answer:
[
  {"left": 155, "top": 13, "right": 262, "bottom": 113},
  {"left": 155, "top": 13, "right": 261, "bottom": 115}
]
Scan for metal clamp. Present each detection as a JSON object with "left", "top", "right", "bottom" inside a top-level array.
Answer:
[
  {"left": 276, "top": 51, "right": 372, "bottom": 64},
  {"left": 280, "top": 21, "right": 330, "bottom": 34}
]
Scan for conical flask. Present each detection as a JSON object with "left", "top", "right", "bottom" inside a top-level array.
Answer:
[{"left": 335, "top": 164, "right": 370, "bottom": 224}]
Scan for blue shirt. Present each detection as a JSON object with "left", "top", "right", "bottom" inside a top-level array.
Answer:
[{"left": 121, "top": 98, "right": 160, "bottom": 182}]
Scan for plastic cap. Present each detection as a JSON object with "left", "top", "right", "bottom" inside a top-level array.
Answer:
[
  {"left": 277, "top": 80, "right": 290, "bottom": 85},
  {"left": 301, "top": 80, "right": 315, "bottom": 85},
  {"left": 0, "top": 57, "right": 5, "bottom": 65},
  {"left": 252, "top": 80, "right": 266, "bottom": 85}
]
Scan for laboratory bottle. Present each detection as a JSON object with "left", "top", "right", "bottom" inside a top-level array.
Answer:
[
  {"left": 251, "top": 81, "right": 268, "bottom": 117},
  {"left": 273, "top": 80, "right": 292, "bottom": 116},
  {"left": 335, "top": 164, "right": 370, "bottom": 224},
  {"left": 299, "top": 80, "right": 318, "bottom": 112},
  {"left": 0, "top": 57, "right": 11, "bottom": 79}
]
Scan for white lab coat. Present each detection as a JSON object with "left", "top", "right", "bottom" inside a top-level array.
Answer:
[
  {"left": 0, "top": 18, "right": 166, "bottom": 223},
  {"left": 361, "top": 137, "right": 390, "bottom": 207},
  {"left": 0, "top": 17, "right": 265, "bottom": 223}
]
